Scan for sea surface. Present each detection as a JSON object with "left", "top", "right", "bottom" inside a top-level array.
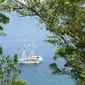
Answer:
[
  {"left": 0, "top": 36, "right": 75, "bottom": 85},
  {"left": 0, "top": 13, "right": 75, "bottom": 85}
]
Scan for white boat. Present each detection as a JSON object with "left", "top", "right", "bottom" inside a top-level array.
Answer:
[
  {"left": 28, "top": 56, "right": 43, "bottom": 63},
  {"left": 19, "top": 41, "right": 43, "bottom": 64}
]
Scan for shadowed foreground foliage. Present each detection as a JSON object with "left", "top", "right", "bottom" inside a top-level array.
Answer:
[
  {"left": 0, "top": 47, "right": 26, "bottom": 85},
  {"left": 1, "top": 0, "right": 85, "bottom": 85},
  {"left": 0, "top": 3, "right": 26, "bottom": 84}
]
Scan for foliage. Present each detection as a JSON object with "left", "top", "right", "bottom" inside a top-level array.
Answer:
[
  {"left": 43, "top": 1, "right": 85, "bottom": 85},
  {"left": 1, "top": 0, "right": 85, "bottom": 85},
  {"left": 0, "top": 1, "right": 26, "bottom": 84},
  {"left": 0, "top": 0, "right": 9, "bottom": 36},
  {"left": 13, "top": 79, "right": 26, "bottom": 85},
  {"left": 0, "top": 48, "right": 26, "bottom": 85},
  {"left": 0, "top": 47, "right": 2, "bottom": 55},
  {"left": 0, "top": 47, "right": 25, "bottom": 83},
  {"left": 0, "top": 13, "right": 9, "bottom": 36}
]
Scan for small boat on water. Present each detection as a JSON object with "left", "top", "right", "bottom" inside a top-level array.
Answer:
[{"left": 19, "top": 41, "right": 43, "bottom": 64}]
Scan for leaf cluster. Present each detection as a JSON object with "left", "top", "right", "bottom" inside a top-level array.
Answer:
[
  {"left": 1, "top": 0, "right": 85, "bottom": 85},
  {"left": 0, "top": 48, "right": 25, "bottom": 85},
  {"left": 0, "top": 13, "right": 9, "bottom": 36}
]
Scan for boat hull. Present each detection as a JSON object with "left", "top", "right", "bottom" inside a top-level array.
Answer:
[
  {"left": 19, "top": 56, "right": 43, "bottom": 64},
  {"left": 19, "top": 60, "right": 40, "bottom": 64}
]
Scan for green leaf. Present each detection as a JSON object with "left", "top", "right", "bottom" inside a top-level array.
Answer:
[
  {"left": 56, "top": 48, "right": 66, "bottom": 57},
  {"left": 0, "top": 46, "right": 2, "bottom": 55},
  {"left": 0, "top": 0, "right": 4, "bottom": 3},
  {"left": 0, "top": 13, "right": 9, "bottom": 24},
  {"left": 0, "top": 26, "right": 3, "bottom": 30}
]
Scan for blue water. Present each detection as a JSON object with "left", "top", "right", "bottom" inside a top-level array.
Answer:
[
  {"left": 0, "top": 13, "right": 75, "bottom": 85},
  {"left": 0, "top": 36, "right": 75, "bottom": 85}
]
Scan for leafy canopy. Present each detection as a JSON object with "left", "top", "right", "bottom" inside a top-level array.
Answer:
[
  {"left": 0, "top": 1, "right": 26, "bottom": 85},
  {"left": 0, "top": 48, "right": 26, "bottom": 85},
  {"left": 1, "top": 0, "right": 85, "bottom": 85}
]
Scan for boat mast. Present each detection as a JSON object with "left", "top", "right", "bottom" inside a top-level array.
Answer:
[
  {"left": 30, "top": 41, "right": 37, "bottom": 56},
  {"left": 20, "top": 38, "right": 30, "bottom": 61}
]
